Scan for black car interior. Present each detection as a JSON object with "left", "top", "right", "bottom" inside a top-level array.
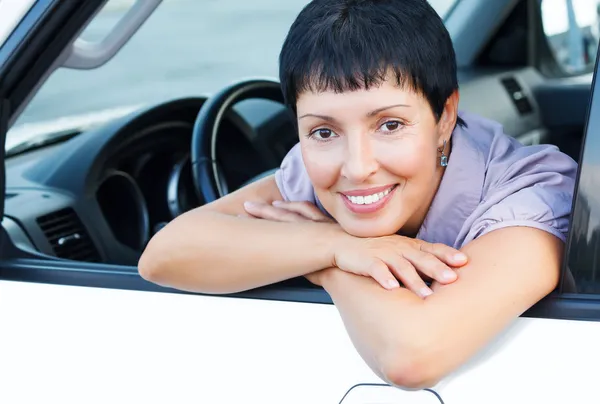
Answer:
[{"left": 2, "top": 0, "right": 592, "bottom": 268}]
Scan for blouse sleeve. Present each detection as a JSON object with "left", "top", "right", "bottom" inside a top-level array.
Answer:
[
  {"left": 274, "top": 143, "right": 318, "bottom": 204},
  {"left": 461, "top": 144, "right": 577, "bottom": 246}
]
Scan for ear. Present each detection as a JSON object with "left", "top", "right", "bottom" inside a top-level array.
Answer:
[{"left": 437, "top": 90, "right": 460, "bottom": 147}]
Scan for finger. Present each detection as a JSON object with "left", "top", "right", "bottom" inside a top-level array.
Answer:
[
  {"left": 272, "top": 201, "right": 332, "bottom": 222},
  {"left": 243, "top": 201, "right": 305, "bottom": 222},
  {"left": 381, "top": 255, "right": 433, "bottom": 298},
  {"left": 366, "top": 259, "right": 401, "bottom": 290},
  {"left": 403, "top": 249, "right": 458, "bottom": 284},
  {"left": 418, "top": 241, "right": 468, "bottom": 267}
]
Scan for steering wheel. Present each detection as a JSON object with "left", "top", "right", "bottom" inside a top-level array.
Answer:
[{"left": 191, "top": 78, "right": 285, "bottom": 204}]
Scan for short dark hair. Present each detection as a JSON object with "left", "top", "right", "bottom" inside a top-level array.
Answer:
[{"left": 279, "top": 0, "right": 461, "bottom": 124}]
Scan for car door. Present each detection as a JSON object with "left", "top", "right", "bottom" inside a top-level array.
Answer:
[{"left": 1, "top": 1, "right": 600, "bottom": 404}]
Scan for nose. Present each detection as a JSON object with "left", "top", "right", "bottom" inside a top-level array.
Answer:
[{"left": 340, "top": 134, "right": 378, "bottom": 184}]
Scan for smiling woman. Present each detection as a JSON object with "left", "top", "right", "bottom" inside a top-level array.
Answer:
[
  {"left": 291, "top": 82, "right": 456, "bottom": 239},
  {"left": 138, "top": 0, "right": 577, "bottom": 390}
]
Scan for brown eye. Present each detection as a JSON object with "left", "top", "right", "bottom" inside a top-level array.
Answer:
[
  {"left": 310, "top": 128, "right": 338, "bottom": 141},
  {"left": 317, "top": 129, "right": 332, "bottom": 138},
  {"left": 380, "top": 121, "right": 401, "bottom": 132}
]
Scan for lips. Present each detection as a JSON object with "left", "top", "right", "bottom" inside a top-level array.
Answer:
[{"left": 340, "top": 184, "right": 398, "bottom": 214}]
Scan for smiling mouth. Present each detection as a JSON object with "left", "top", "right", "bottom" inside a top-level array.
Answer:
[
  {"left": 343, "top": 185, "right": 396, "bottom": 205},
  {"left": 340, "top": 184, "right": 398, "bottom": 214}
]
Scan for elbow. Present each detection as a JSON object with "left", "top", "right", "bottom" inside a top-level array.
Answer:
[
  {"left": 380, "top": 348, "right": 442, "bottom": 390},
  {"left": 138, "top": 251, "right": 159, "bottom": 284},
  {"left": 138, "top": 234, "right": 172, "bottom": 286}
]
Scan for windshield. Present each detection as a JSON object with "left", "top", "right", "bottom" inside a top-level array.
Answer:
[{"left": 7, "top": 0, "right": 458, "bottom": 144}]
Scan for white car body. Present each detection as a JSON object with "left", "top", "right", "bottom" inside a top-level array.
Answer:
[
  {"left": 0, "top": 1, "right": 598, "bottom": 403},
  {"left": 0, "top": 280, "right": 598, "bottom": 403},
  {"left": 0, "top": 0, "right": 37, "bottom": 47}
]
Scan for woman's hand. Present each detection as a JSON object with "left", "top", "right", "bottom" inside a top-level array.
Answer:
[
  {"left": 333, "top": 234, "right": 466, "bottom": 297},
  {"left": 244, "top": 200, "right": 467, "bottom": 297},
  {"left": 243, "top": 200, "right": 334, "bottom": 223}
]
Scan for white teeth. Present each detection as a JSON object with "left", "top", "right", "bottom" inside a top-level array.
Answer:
[{"left": 345, "top": 187, "right": 393, "bottom": 205}]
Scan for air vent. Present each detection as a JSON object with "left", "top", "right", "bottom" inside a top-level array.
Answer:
[
  {"left": 36, "top": 208, "right": 101, "bottom": 262},
  {"left": 501, "top": 77, "right": 533, "bottom": 115}
]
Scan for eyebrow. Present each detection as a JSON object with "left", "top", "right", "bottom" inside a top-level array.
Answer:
[
  {"left": 367, "top": 103, "right": 411, "bottom": 116},
  {"left": 298, "top": 104, "right": 410, "bottom": 121}
]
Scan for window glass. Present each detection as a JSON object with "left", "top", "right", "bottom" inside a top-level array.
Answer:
[
  {"left": 541, "top": 0, "right": 600, "bottom": 75},
  {"left": 565, "top": 37, "right": 600, "bottom": 294},
  {"left": 7, "top": 0, "right": 457, "bottom": 145}
]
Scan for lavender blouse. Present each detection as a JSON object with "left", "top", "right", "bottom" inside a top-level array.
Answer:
[{"left": 274, "top": 111, "right": 578, "bottom": 249}]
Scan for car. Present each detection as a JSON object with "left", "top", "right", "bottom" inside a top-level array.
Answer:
[{"left": 1, "top": 0, "right": 600, "bottom": 402}]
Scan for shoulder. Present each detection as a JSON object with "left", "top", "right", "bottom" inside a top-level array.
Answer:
[
  {"left": 463, "top": 112, "right": 577, "bottom": 190},
  {"left": 457, "top": 112, "right": 578, "bottom": 246},
  {"left": 274, "top": 143, "right": 318, "bottom": 203}
]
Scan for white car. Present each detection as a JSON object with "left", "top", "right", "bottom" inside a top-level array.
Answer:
[{"left": 0, "top": 0, "right": 599, "bottom": 403}]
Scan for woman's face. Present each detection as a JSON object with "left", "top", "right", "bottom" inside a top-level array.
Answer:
[{"left": 296, "top": 78, "right": 458, "bottom": 238}]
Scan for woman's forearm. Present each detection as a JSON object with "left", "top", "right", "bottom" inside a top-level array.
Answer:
[
  {"left": 319, "top": 227, "right": 554, "bottom": 390},
  {"left": 319, "top": 269, "right": 433, "bottom": 388},
  {"left": 138, "top": 210, "right": 343, "bottom": 293}
]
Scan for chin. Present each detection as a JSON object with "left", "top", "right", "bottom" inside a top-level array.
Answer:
[{"left": 338, "top": 218, "right": 401, "bottom": 238}]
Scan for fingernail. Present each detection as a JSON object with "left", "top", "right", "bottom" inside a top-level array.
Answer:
[
  {"left": 272, "top": 200, "right": 283, "bottom": 206},
  {"left": 387, "top": 279, "right": 400, "bottom": 289},
  {"left": 243, "top": 201, "right": 257, "bottom": 209},
  {"left": 454, "top": 253, "right": 467, "bottom": 262},
  {"left": 443, "top": 270, "right": 456, "bottom": 281},
  {"left": 419, "top": 287, "right": 433, "bottom": 298}
]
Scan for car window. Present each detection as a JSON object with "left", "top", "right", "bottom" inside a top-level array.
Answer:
[
  {"left": 540, "top": 0, "right": 600, "bottom": 75},
  {"left": 565, "top": 30, "right": 600, "bottom": 294},
  {"left": 7, "top": 0, "right": 457, "bottom": 145}
]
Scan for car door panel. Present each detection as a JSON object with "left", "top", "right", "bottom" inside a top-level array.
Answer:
[
  {"left": 2, "top": 1, "right": 600, "bottom": 404},
  {"left": 0, "top": 278, "right": 599, "bottom": 404}
]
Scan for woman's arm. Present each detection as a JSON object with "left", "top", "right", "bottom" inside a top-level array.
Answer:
[
  {"left": 317, "top": 226, "right": 562, "bottom": 389},
  {"left": 138, "top": 175, "right": 341, "bottom": 294},
  {"left": 138, "top": 175, "right": 467, "bottom": 295}
]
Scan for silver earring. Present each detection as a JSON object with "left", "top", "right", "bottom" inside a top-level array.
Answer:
[{"left": 438, "top": 140, "right": 448, "bottom": 167}]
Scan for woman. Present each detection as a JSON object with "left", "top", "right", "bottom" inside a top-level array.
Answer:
[{"left": 138, "top": 0, "right": 577, "bottom": 389}]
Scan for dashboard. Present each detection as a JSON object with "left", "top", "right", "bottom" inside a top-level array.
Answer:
[
  {"left": 2, "top": 67, "right": 591, "bottom": 266},
  {"left": 4, "top": 96, "right": 297, "bottom": 265}
]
